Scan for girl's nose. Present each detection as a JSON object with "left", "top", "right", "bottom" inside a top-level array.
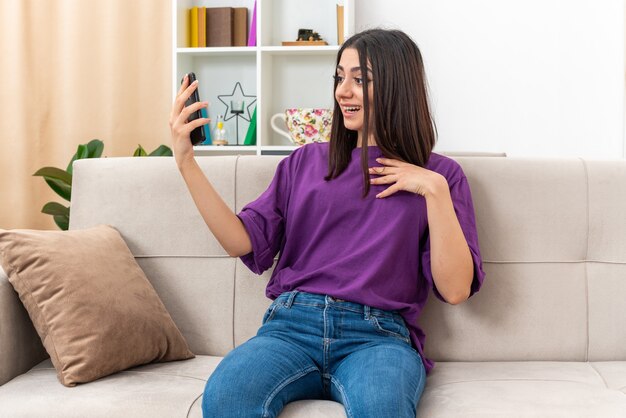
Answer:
[{"left": 336, "top": 81, "right": 352, "bottom": 98}]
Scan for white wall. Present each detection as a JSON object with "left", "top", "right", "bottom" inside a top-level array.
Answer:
[{"left": 355, "top": 0, "right": 625, "bottom": 158}]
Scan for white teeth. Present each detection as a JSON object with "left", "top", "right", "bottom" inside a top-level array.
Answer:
[{"left": 344, "top": 106, "right": 361, "bottom": 112}]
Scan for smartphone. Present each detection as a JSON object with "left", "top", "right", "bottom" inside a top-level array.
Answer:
[{"left": 181, "top": 72, "right": 207, "bottom": 145}]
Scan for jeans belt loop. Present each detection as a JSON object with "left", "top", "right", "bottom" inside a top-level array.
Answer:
[
  {"left": 364, "top": 305, "right": 371, "bottom": 320},
  {"left": 285, "top": 290, "right": 298, "bottom": 308}
]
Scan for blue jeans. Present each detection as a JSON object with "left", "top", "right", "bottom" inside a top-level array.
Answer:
[{"left": 202, "top": 290, "right": 426, "bottom": 418}]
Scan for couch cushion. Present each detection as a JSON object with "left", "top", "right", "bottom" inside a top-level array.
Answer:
[
  {"left": 0, "top": 356, "right": 348, "bottom": 418},
  {"left": 0, "top": 265, "right": 47, "bottom": 386},
  {"left": 234, "top": 259, "right": 274, "bottom": 346},
  {"left": 419, "top": 262, "right": 589, "bottom": 363},
  {"left": 2, "top": 359, "right": 624, "bottom": 417},
  {"left": 70, "top": 157, "right": 238, "bottom": 258},
  {"left": 279, "top": 400, "right": 347, "bottom": 417},
  {"left": 0, "top": 225, "right": 194, "bottom": 386},
  {"left": 416, "top": 361, "right": 626, "bottom": 417},
  {"left": 0, "top": 357, "right": 214, "bottom": 418},
  {"left": 135, "top": 256, "right": 238, "bottom": 357},
  {"left": 589, "top": 361, "right": 626, "bottom": 394},
  {"left": 585, "top": 159, "right": 626, "bottom": 361}
]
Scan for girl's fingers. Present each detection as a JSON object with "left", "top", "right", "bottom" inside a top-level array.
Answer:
[
  {"left": 173, "top": 78, "right": 200, "bottom": 119},
  {"left": 177, "top": 74, "right": 188, "bottom": 96},
  {"left": 370, "top": 175, "right": 397, "bottom": 185},
  {"left": 369, "top": 166, "right": 393, "bottom": 175},
  {"left": 376, "top": 157, "right": 404, "bottom": 167},
  {"left": 376, "top": 184, "right": 400, "bottom": 199},
  {"left": 172, "top": 117, "right": 210, "bottom": 145},
  {"left": 182, "top": 117, "right": 211, "bottom": 134},
  {"left": 177, "top": 101, "right": 209, "bottom": 127},
  {"left": 170, "top": 74, "right": 189, "bottom": 121}
]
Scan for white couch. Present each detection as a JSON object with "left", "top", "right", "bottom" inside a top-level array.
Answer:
[{"left": 1, "top": 154, "right": 625, "bottom": 417}]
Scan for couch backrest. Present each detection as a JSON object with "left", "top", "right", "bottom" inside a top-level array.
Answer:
[{"left": 70, "top": 156, "right": 626, "bottom": 362}]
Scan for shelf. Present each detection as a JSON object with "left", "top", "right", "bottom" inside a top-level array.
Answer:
[
  {"left": 174, "top": 0, "right": 355, "bottom": 155},
  {"left": 177, "top": 46, "right": 339, "bottom": 57},
  {"left": 177, "top": 47, "right": 257, "bottom": 57},
  {"left": 193, "top": 145, "right": 258, "bottom": 156},
  {"left": 260, "top": 46, "right": 340, "bottom": 56},
  {"left": 261, "top": 145, "right": 299, "bottom": 152}
]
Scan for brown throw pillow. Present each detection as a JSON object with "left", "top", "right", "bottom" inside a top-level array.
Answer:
[{"left": 0, "top": 224, "right": 194, "bottom": 387}]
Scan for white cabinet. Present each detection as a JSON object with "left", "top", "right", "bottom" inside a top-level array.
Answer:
[{"left": 172, "top": 0, "right": 355, "bottom": 155}]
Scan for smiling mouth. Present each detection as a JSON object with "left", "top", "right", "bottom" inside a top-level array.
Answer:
[{"left": 343, "top": 105, "right": 361, "bottom": 114}]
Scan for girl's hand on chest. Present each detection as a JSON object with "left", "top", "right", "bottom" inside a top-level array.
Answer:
[{"left": 369, "top": 158, "right": 447, "bottom": 199}]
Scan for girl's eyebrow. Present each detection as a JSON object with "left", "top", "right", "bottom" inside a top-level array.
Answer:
[{"left": 336, "top": 65, "right": 373, "bottom": 74}]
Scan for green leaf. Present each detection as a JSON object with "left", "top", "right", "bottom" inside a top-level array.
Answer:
[
  {"left": 67, "top": 140, "right": 104, "bottom": 174},
  {"left": 77, "top": 144, "right": 89, "bottom": 160},
  {"left": 148, "top": 145, "right": 173, "bottom": 157},
  {"left": 33, "top": 167, "right": 72, "bottom": 186},
  {"left": 66, "top": 147, "right": 80, "bottom": 174},
  {"left": 44, "top": 178, "right": 71, "bottom": 202},
  {"left": 67, "top": 144, "right": 88, "bottom": 174},
  {"left": 41, "top": 202, "right": 70, "bottom": 217},
  {"left": 53, "top": 214, "right": 69, "bottom": 231},
  {"left": 133, "top": 145, "right": 148, "bottom": 157},
  {"left": 86, "top": 139, "right": 104, "bottom": 158}
]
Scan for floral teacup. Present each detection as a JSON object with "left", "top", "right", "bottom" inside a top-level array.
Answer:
[{"left": 270, "top": 108, "right": 333, "bottom": 145}]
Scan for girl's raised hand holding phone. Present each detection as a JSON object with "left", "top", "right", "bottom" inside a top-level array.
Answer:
[{"left": 169, "top": 73, "right": 210, "bottom": 168}]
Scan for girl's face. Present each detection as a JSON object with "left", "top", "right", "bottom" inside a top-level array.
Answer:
[{"left": 335, "top": 48, "right": 374, "bottom": 135}]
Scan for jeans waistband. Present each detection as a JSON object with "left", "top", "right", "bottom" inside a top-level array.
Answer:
[{"left": 274, "top": 290, "right": 401, "bottom": 320}]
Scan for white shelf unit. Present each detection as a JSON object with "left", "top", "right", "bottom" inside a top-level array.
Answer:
[{"left": 173, "top": 0, "right": 355, "bottom": 155}]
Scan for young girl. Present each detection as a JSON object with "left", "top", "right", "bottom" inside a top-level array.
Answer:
[{"left": 169, "top": 29, "right": 485, "bottom": 418}]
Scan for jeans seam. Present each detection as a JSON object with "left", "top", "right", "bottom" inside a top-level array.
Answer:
[
  {"left": 413, "top": 358, "right": 426, "bottom": 407},
  {"left": 330, "top": 376, "right": 353, "bottom": 418},
  {"left": 264, "top": 304, "right": 280, "bottom": 323},
  {"left": 323, "top": 302, "right": 330, "bottom": 391},
  {"left": 262, "top": 366, "right": 319, "bottom": 418}
]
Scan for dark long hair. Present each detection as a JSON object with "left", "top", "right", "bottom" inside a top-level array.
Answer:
[{"left": 325, "top": 29, "right": 437, "bottom": 197}]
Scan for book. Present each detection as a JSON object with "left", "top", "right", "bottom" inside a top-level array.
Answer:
[
  {"left": 247, "top": 0, "right": 257, "bottom": 47},
  {"left": 233, "top": 8, "right": 248, "bottom": 47},
  {"left": 198, "top": 7, "right": 206, "bottom": 47},
  {"left": 190, "top": 7, "right": 198, "bottom": 47},
  {"left": 206, "top": 7, "right": 234, "bottom": 47},
  {"left": 337, "top": 4, "right": 344, "bottom": 44},
  {"left": 244, "top": 107, "right": 257, "bottom": 145},
  {"left": 200, "top": 108, "right": 212, "bottom": 145}
]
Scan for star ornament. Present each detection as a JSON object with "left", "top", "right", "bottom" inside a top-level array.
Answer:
[{"left": 217, "top": 82, "right": 257, "bottom": 122}]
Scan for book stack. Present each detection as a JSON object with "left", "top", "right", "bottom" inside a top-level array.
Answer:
[{"left": 188, "top": 7, "right": 249, "bottom": 47}]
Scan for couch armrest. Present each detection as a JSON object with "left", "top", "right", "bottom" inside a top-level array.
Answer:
[{"left": 0, "top": 266, "right": 47, "bottom": 386}]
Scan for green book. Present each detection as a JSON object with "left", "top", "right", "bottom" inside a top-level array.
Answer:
[{"left": 244, "top": 106, "right": 257, "bottom": 145}]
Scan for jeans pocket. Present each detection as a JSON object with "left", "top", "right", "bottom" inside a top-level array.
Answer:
[
  {"left": 262, "top": 300, "right": 284, "bottom": 325},
  {"left": 368, "top": 315, "right": 411, "bottom": 343}
]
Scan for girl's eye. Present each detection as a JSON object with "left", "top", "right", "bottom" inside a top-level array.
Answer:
[
  {"left": 354, "top": 77, "right": 363, "bottom": 85},
  {"left": 333, "top": 75, "right": 344, "bottom": 83}
]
